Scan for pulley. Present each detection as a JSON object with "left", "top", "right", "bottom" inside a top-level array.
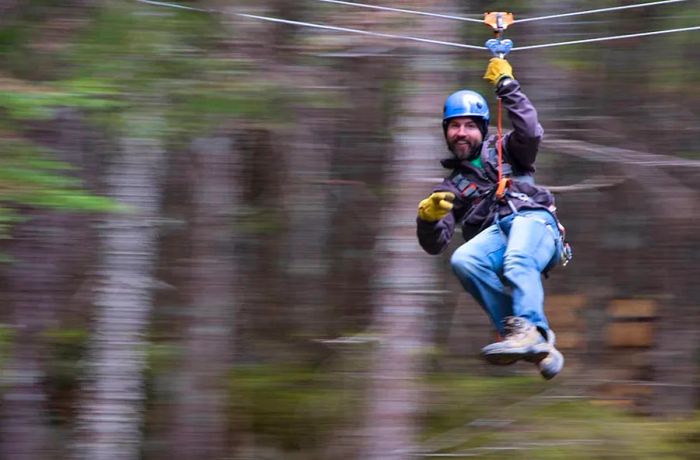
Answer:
[{"left": 484, "top": 12, "right": 514, "bottom": 57}]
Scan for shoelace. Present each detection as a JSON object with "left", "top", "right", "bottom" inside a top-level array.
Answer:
[{"left": 502, "top": 316, "right": 528, "bottom": 339}]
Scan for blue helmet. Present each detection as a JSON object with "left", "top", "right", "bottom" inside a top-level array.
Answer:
[{"left": 442, "top": 90, "right": 490, "bottom": 136}]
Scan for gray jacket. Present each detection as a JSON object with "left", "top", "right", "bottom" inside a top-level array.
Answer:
[{"left": 417, "top": 79, "right": 557, "bottom": 255}]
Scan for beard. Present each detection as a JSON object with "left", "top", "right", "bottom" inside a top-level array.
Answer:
[{"left": 447, "top": 139, "right": 481, "bottom": 161}]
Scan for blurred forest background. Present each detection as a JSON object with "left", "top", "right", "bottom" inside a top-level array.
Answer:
[{"left": 0, "top": 0, "right": 699, "bottom": 459}]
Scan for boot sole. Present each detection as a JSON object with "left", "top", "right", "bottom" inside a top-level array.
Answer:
[{"left": 481, "top": 344, "right": 550, "bottom": 366}]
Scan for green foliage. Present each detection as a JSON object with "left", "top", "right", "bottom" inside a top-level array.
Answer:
[
  {"left": 0, "top": 0, "right": 290, "bottom": 233},
  {"left": 0, "top": 6, "right": 134, "bottom": 230},
  {"left": 0, "top": 137, "right": 123, "bottom": 239},
  {"left": 227, "top": 364, "right": 357, "bottom": 451},
  {"left": 75, "top": 7, "right": 245, "bottom": 94},
  {"left": 0, "top": 324, "right": 15, "bottom": 378},
  {"left": 0, "top": 138, "right": 123, "bottom": 212},
  {"left": 221, "top": 368, "right": 700, "bottom": 458},
  {"left": 60, "top": 3, "right": 286, "bottom": 141},
  {"left": 144, "top": 341, "right": 181, "bottom": 375},
  {"left": 421, "top": 373, "right": 700, "bottom": 459},
  {"left": 0, "top": 87, "right": 123, "bottom": 122},
  {"left": 422, "top": 372, "right": 548, "bottom": 439},
  {"left": 235, "top": 206, "right": 288, "bottom": 236},
  {"left": 42, "top": 327, "right": 89, "bottom": 425},
  {"left": 42, "top": 327, "right": 89, "bottom": 345}
]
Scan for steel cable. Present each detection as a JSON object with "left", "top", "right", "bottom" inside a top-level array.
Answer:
[
  {"left": 513, "top": 25, "right": 700, "bottom": 51},
  {"left": 316, "top": 0, "right": 482, "bottom": 23},
  {"left": 136, "top": 0, "right": 485, "bottom": 50},
  {"left": 516, "top": 0, "right": 688, "bottom": 23},
  {"left": 312, "top": 0, "right": 689, "bottom": 24},
  {"left": 236, "top": 12, "right": 486, "bottom": 50},
  {"left": 136, "top": 0, "right": 699, "bottom": 53}
]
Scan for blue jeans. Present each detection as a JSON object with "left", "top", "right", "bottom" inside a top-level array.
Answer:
[{"left": 450, "top": 209, "right": 562, "bottom": 335}]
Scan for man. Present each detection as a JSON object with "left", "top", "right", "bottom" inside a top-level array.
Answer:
[{"left": 416, "top": 57, "right": 569, "bottom": 380}]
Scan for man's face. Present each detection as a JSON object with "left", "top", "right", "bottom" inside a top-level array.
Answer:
[{"left": 446, "top": 116, "right": 483, "bottom": 160}]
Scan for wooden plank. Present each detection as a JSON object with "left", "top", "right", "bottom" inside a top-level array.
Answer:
[
  {"left": 608, "top": 299, "right": 657, "bottom": 318},
  {"left": 546, "top": 294, "right": 587, "bottom": 311},
  {"left": 605, "top": 323, "right": 654, "bottom": 347},
  {"left": 546, "top": 294, "right": 587, "bottom": 330},
  {"left": 548, "top": 308, "right": 580, "bottom": 328},
  {"left": 553, "top": 331, "right": 584, "bottom": 350}
]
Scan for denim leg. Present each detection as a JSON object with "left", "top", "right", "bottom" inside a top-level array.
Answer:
[
  {"left": 450, "top": 224, "right": 512, "bottom": 335},
  {"left": 501, "top": 211, "right": 559, "bottom": 331}
]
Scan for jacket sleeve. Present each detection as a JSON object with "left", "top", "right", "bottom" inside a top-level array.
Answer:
[
  {"left": 416, "top": 179, "right": 460, "bottom": 255},
  {"left": 498, "top": 79, "right": 544, "bottom": 173},
  {"left": 417, "top": 211, "right": 456, "bottom": 255}
]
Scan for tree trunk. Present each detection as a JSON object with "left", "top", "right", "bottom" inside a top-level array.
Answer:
[
  {"left": 73, "top": 112, "right": 166, "bottom": 460},
  {"left": 360, "top": 2, "right": 458, "bottom": 457},
  {"left": 0, "top": 213, "right": 69, "bottom": 459},
  {"left": 0, "top": 110, "right": 96, "bottom": 460},
  {"left": 650, "top": 207, "right": 699, "bottom": 416},
  {"left": 282, "top": 107, "right": 333, "bottom": 339},
  {"left": 168, "top": 135, "right": 239, "bottom": 459}
]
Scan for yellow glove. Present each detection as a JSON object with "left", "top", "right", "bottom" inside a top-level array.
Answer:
[
  {"left": 418, "top": 192, "right": 455, "bottom": 222},
  {"left": 483, "top": 58, "right": 514, "bottom": 86}
]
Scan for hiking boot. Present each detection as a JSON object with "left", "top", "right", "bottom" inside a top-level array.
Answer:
[
  {"left": 480, "top": 317, "right": 550, "bottom": 365},
  {"left": 536, "top": 329, "right": 564, "bottom": 380}
]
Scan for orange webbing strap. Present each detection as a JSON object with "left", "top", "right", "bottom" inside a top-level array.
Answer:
[
  {"left": 495, "top": 97, "right": 510, "bottom": 199},
  {"left": 495, "top": 177, "right": 510, "bottom": 199}
]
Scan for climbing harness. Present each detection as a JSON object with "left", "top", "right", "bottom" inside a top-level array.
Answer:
[{"left": 481, "top": 12, "right": 574, "bottom": 267}]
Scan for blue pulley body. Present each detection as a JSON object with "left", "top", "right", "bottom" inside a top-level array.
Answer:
[{"left": 485, "top": 38, "right": 513, "bottom": 57}]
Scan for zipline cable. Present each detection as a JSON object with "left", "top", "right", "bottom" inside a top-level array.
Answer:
[
  {"left": 135, "top": 0, "right": 700, "bottom": 53},
  {"left": 136, "top": 0, "right": 211, "bottom": 12},
  {"left": 513, "top": 24, "right": 700, "bottom": 50},
  {"left": 237, "top": 12, "right": 486, "bottom": 50},
  {"left": 516, "top": 0, "right": 688, "bottom": 23},
  {"left": 136, "top": 0, "right": 486, "bottom": 50},
  {"left": 313, "top": 0, "right": 688, "bottom": 25},
  {"left": 316, "top": 0, "right": 482, "bottom": 23}
]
